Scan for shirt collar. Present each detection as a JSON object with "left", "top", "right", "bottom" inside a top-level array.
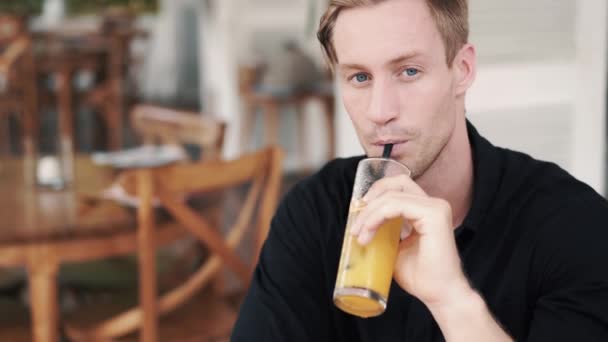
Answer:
[{"left": 461, "top": 120, "right": 503, "bottom": 233}]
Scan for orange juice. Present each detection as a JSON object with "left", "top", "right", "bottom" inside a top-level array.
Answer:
[{"left": 334, "top": 201, "right": 403, "bottom": 318}]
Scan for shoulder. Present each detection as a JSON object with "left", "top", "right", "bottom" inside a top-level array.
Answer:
[
  {"left": 496, "top": 149, "right": 608, "bottom": 284},
  {"left": 282, "top": 156, "right": 363, "bottom": 210},
  {"left": 271, "top": 156, "right": 363, "bottom": 237},
  {"left": 493, "top": 147, "right": 606, "bottom": 222}
]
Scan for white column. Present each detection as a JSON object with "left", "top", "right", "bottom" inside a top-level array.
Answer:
[
  {"left": 199, "top": 0, "right": 241, "bottom": 159},
  {"left": 41, "top": 0, "right": 66, "bottom": 28},
  {"left": 571, "top": 0, "right": 607, "bottom": 194}
]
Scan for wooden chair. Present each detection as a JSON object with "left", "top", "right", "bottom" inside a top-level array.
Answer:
[
  {"left": 78, "top": 104, "right": 227, "bottom": 292},
  {"left": 0, "top": 14, "right": 37, "bottom": 157},
  {"left": 65, "top": 146, "right": 284, "bottom": 341},
  {"left": 130, "top": 104, "right": 226, "bottom": 161},
  {"left": 85, "top": 7, "right": 143, "bottom": 150},
  {"left": 239, "top": 64, "right": 335, "bottom": 170}
]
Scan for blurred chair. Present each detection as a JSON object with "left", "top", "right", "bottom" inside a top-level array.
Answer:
[
  {"left": 65, "top": 146, "right": 283, "bottom": 341},
  {"left": 0, "top": 15, "right": 37, "bottom": 157},
  {"left": 238, "top": 63, "right": 335, "bottom": 171},
  {"left": 85, "top": 7, "right": 147, "bottom": 150},
  {"left": 131, "top": 104, "right": 226, "bottom": 161}
]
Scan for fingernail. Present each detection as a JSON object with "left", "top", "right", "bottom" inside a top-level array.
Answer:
[
  {"left": 358, "top": 231, "right": 370, "bottom": 245},
  {"left": 400, "top": 223, "right": 412, "bottom": 240}
]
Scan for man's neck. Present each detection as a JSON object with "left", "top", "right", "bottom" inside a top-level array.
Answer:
[{"left": 416, "top": 117, "right": 474, "bottom": 228}]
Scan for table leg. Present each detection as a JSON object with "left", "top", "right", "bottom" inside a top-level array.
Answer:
[
  {"left": 28, "top": 262, "right": 60, "bottom": 342},
  {"left": 56, "top": 68, "right": 74, "bottom": 185}
]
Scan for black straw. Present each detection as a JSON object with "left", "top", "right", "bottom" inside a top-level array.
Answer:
[{"left": 382, "top": 144, "right": 393, "bottom": 158}]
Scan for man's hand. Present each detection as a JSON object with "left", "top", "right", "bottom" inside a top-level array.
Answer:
[
  {"left": 350, "top": 174, "right": 470, "bottom": 307},
  {"left": 350, "top": 174, "right": 512, "bottom": 341}
]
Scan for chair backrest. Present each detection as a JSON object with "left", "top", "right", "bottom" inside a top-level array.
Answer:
[
  {"left": 0, "top": 15, "right": 26, "bottom": 49},
  {"left": 0, "top": 15, "right": 30, "bottom": 77},
  {"left": 100, "top": 6, "right": 135, "bottom": 35},
  {"left": 82, "top": 146, "right": 283, "bottom": 340},
  {"left": 237, "top": 64, "right": 260, "bottom": 96},
  {"left": 0, "top": 15, "right": 36, "bottom": 158},
  {"left": 130, "top": 104, "right": 226, "bottom": 161},
  {"left": 136, "top": 146, "right": 283, "bottom": 281}
]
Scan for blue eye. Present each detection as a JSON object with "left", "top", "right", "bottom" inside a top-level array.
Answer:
[
  {"left": 354, "top": 73, "right": 369, "bottom": 83},
  {"left": 404, "top": 68, "right": 419, "bottom": 77}
]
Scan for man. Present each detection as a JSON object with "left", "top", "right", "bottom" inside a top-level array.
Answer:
[{"left": 232, "top": 0, "right": 608, "bottom": 341}]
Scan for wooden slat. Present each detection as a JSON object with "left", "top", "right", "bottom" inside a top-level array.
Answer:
[
  {"left": 130, "top": 104, "right": 226, "bottom": 156},
  {"left": 115, "top": 149, "right": 271, "bottom": 197},
  {"left": 135, "top": 169, "right": 158, "bottom": 342},
  {"left": 148, "top": 148, "right": 270, "bottom": 194},
  {"left": 0, "top": 37, "right": 29, "bottom": 75},
  {"left": 157, "top": 187, "right": 250, "bottom": 286}
]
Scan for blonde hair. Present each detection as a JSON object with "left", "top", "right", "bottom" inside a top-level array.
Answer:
[{"left": 317, "top": 0, "right": 469, "bottom": 68}]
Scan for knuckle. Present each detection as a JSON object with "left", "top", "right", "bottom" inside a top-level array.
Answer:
[
  {"left": 397, "top": 174, "right": 410, "bottom": 184},
  {"left": 396, "top": 174, "right": 407, "bottom": 181},
  {"left": 434, "top": 198, "right": 452, "bottom": 216}
]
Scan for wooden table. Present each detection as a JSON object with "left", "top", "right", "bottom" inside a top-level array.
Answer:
[
  {"left": 33, "top": 27, "right": 144, "bottom": 155},
  {"left": 0, "top": 156, "right": 178, "bottom": 342},
  {"left": 240, "top": 90, "right": 335, "bottom": 172},
  {"left": 32, "top": 32, "right": 110, "bottom": 183}
]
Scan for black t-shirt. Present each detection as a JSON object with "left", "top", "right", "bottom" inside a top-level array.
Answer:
[{"left": 232, "top": 122, "right": 608, "bottom": 341}]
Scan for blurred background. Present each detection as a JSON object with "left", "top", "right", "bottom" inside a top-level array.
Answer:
[{"left": 0, "top": 0, "right": 605, "bottom": 341}]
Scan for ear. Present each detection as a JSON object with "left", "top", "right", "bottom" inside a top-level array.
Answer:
[{"left": 453, "top": 43, "right": 477, "bottom": 96}]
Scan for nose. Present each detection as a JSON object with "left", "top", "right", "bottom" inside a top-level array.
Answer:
[{"left": 366, "top": 77, "right": 400, "bottom": 126}]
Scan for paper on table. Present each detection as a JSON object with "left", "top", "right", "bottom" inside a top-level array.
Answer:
[{"left": 91, "top": 145, "right": 187, "bottom": 169}]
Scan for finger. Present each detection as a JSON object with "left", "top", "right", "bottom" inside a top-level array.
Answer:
[
  {"left": 362, "top": 174, "right": 426, "bottom": 203},
  {"left": 400, "top": 220, "right": 413, "bottom": 240},
  {"left": 354, "top": 193, "right": 451, "bottom": 244},
  {"left": 350, "top": 191, "right": 403, "bottom": 238},
  {"left": 398, "top": 231, "right": 419, "bottom": 250},
  {"left": 356, "top": 194, "right": 407, "bottom": 244}
]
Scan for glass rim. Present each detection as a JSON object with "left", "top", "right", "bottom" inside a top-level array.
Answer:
[{"left": 360, "top": 157, "right": 411, "bottom": 176}]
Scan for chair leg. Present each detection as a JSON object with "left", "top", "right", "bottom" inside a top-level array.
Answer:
[
  {"left": 321, "top": 96, "right": 336, "bottom": 161},
  {"left": 106, "top": 78, "right": 123, "bottom": 151},
  {"left": 136, "top": 169, "right": 158, "bottom": 342},
  {"left": 263, "top": 102, "right": 279, "bottom": 147},
  {"left": 56, "top": 69, "right": 75, "bottom": 184},
  {"left": 240, "top": 100, "right": 256, "bottom": 153},
  {"left": 295, "top": 102, "right": 309, "bottom": 172},
  {"left": 210, "top": 206, "right": 227, "bottom": 295},
  {"left": 24, "top": 50, "right": 39, "bottom": 160}
]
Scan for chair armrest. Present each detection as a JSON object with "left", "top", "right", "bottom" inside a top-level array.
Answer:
[{"left": 0, "top": 36, "right": 30, "bottom": 76}]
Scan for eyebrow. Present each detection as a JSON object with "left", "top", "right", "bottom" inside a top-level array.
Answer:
[{"left": 338, "top": 51, "right": 424, "bottom": 72}]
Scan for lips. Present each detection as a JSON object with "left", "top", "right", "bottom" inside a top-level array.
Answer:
[
  {"left": 369, "top": 140, "right": 409, "bottom": 158},
  {"left": 371, "top": 139, "right": 408, "bottom": 146}
]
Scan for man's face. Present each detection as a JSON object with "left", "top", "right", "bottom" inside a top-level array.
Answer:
[{"left": 333, "top": 0, "right": 465, "bottom": 177}]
